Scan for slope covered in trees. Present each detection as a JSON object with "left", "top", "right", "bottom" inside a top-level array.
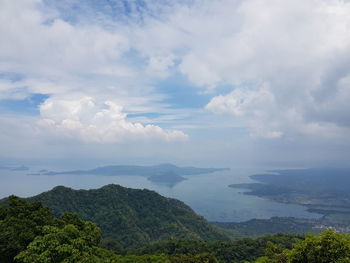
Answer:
[
  {"left": 24, "top": 184, "right": 229, "bottom": 248},
  {"left": 0, "top": 196, "right": 304, "bottom": 263},
  {"left": 132, "top": 233, "right": 304, "bottom": 263},
  {"left": 214, "top": 217, "right": 321, "bottom": 238},
  {"left": 2, "top": 189, "right": 350, "bottom": 262},
  {"left": 0, "top": 196, "right": 209, "bottom": 263}
]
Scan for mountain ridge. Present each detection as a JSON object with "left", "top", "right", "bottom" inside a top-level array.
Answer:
[{"left": 22, "top": 184, "right": 230, "bottom": 248}]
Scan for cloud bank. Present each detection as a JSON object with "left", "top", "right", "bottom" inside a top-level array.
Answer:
[{"left": 39, "top": 96, "right": 188, "bottom": 143}]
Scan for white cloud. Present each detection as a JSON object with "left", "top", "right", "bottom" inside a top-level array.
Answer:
[
  {"left": 38, "top": 96, "right": 188, "bottom": 143},
  {"left": 146, "top": 54, "right": 175, "bottom": 77},
  {"left": 155, "top": 0, "right": 350, "bottom": 140},
  {"left": 206, "top": 84, "right": 286, "bottom": 139},
  {"left": 1, "top": 0, "right": 350, "bottom": 158},
  {"left": 206, "top": 85, "right": 274, "bottom": 116},
  {"left": 0, "top": 0, "right": 130, "bottom": 77},
  {"left": 0, "top": 79, "right": 29, "bottom": 100},
  {"left": 0, "top": 0, "right": 191, "bottom": 143}
]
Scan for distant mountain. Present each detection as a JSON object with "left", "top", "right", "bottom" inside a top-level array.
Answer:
[
  {"left": 29, "top": 163, "right": 229, "bottom": 186},
  {"left": 31, "top": 163, "right": 229, "bottom": 176},
  {"left": 24, "top": 184, "right": 229, "bottom": 248}
]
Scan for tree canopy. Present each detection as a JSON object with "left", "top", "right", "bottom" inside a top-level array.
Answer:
[
  {"left": 0, "top": 196, "right": 54, "bottom": 263},
  {"left": 2, "top": 193, "right": 350, "bottom": 263},
  {"left": 255, "top": 229, "right": 350, "bottom": 263},
  {"left": 15, "top": 213, "right": 102, "bottom": 263}
]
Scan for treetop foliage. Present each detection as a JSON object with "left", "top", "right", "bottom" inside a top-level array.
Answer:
[{"left": 254, "top": 229, "right": 350, "bottom": 263}]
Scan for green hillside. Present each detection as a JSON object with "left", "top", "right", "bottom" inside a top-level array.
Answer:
[
  {"left": 25, "top": 184, "right": 229, "bottom": 248},
  {"left": 2, "top": 187, "right": 350, "bottom": 263}
]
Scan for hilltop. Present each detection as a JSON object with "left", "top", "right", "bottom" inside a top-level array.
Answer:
[{"left": 25, "top": 184, "right": 229, "bottom": 248}]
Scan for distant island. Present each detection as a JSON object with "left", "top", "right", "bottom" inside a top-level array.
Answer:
[
  {"left": 147, "top": 171, "right": 187, "bottom": 187},
  {"left": 230, "top": 168, "right": 350, "bottom": 228},
  {"left": 29, "top": 163, "right": 229, "bottom": 186},
  {"left": 0, "top": 165, "right": 29, "bottom": 171}
]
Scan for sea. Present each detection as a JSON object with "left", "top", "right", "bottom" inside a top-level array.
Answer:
[{"left": 0, "top": 165, "right": 322, "bottom": 222}]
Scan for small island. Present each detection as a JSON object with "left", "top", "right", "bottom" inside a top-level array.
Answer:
[{"left": 147, "top": 171, "right": 187, "bottom": 186}]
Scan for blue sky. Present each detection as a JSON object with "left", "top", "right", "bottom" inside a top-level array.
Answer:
[{"left": 1, "top": 0, "right": 350, "bottom": 167}]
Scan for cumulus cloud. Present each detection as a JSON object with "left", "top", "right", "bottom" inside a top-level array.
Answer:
[
  {"left": 206, "top": 85, "right": 274, "bottom": 117},
  {"left": 38, "top": 96, "right": 188, "bottom": 143},
  {"left": 0, "top": 0, "right": 130, "bottom": 77},
  {"left": 0, "top": 0, "right": 191, "bottom": 143},
  {"left": 102, "top": 0, "right": 350, "bottom": 141},
  {"left": 205, "top": 85, "right": 283, "bottom": 138},
  {"left": 162, "top": 0, "right": 350, "bottom": 140}
]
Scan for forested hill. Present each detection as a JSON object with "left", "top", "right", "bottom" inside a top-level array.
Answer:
[{"left": 24, "top": 184, "right": 229, "bottom": 247}]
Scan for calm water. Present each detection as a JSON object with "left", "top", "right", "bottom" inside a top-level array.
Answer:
[{"left": 0, "top": 166, "right": 321, "bottom": 222}]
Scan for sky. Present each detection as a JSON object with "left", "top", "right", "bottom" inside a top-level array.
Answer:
[{"left": 1, "top": 0, "right": 350, "bottom": 168}]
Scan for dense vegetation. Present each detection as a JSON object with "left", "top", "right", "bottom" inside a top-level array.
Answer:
[
  {"left": 0, "top": 195, "right": 305, "bottom": 263},
  {"left": 254, "top": 229, "right": 350, "bottom": 262},
  {"left": 0, "top": 196, "right": 108, "bottom": 262},
  {"left": 215, "top": 217, "right": 320, "bottom": 238},
  {"left": 0, "top": 196, "right": 219, "bottom": 262},
  {"left": 2, "top": 187, "right": 350, "bottom": 262},
  {"left": 0, "top": 196, "right": 55, "bottom": 263},
  {"left": 24, "top": 184, "right": 229, "bottom": 248},
  {"left": 131, "top": 234, "right": 304, "bottom": 263}
]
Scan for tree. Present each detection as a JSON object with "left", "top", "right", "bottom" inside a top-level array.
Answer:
[
  {"left": 287, "top": 229, "right": 350, "bottom": 263},
  {"left": 169, "top": 253, "right": 219, "bottom": 263},
  {"left": 100, "top": 238, "right": 124, "bottom": 254},
  {"left": 254, "top": 229, "right": 350, "bottom": 263},
  {"left": 254, "top": 242, "right": 287, "bottom": 263},
  {"left": 15, "top": 213, "right": 103, "bottom": 263},
  {"left": 0, "top": 196, "right": 54, "bottom": 263},
  {"left": 0, "top": 197, "right": 170, "bottom": 263}
]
